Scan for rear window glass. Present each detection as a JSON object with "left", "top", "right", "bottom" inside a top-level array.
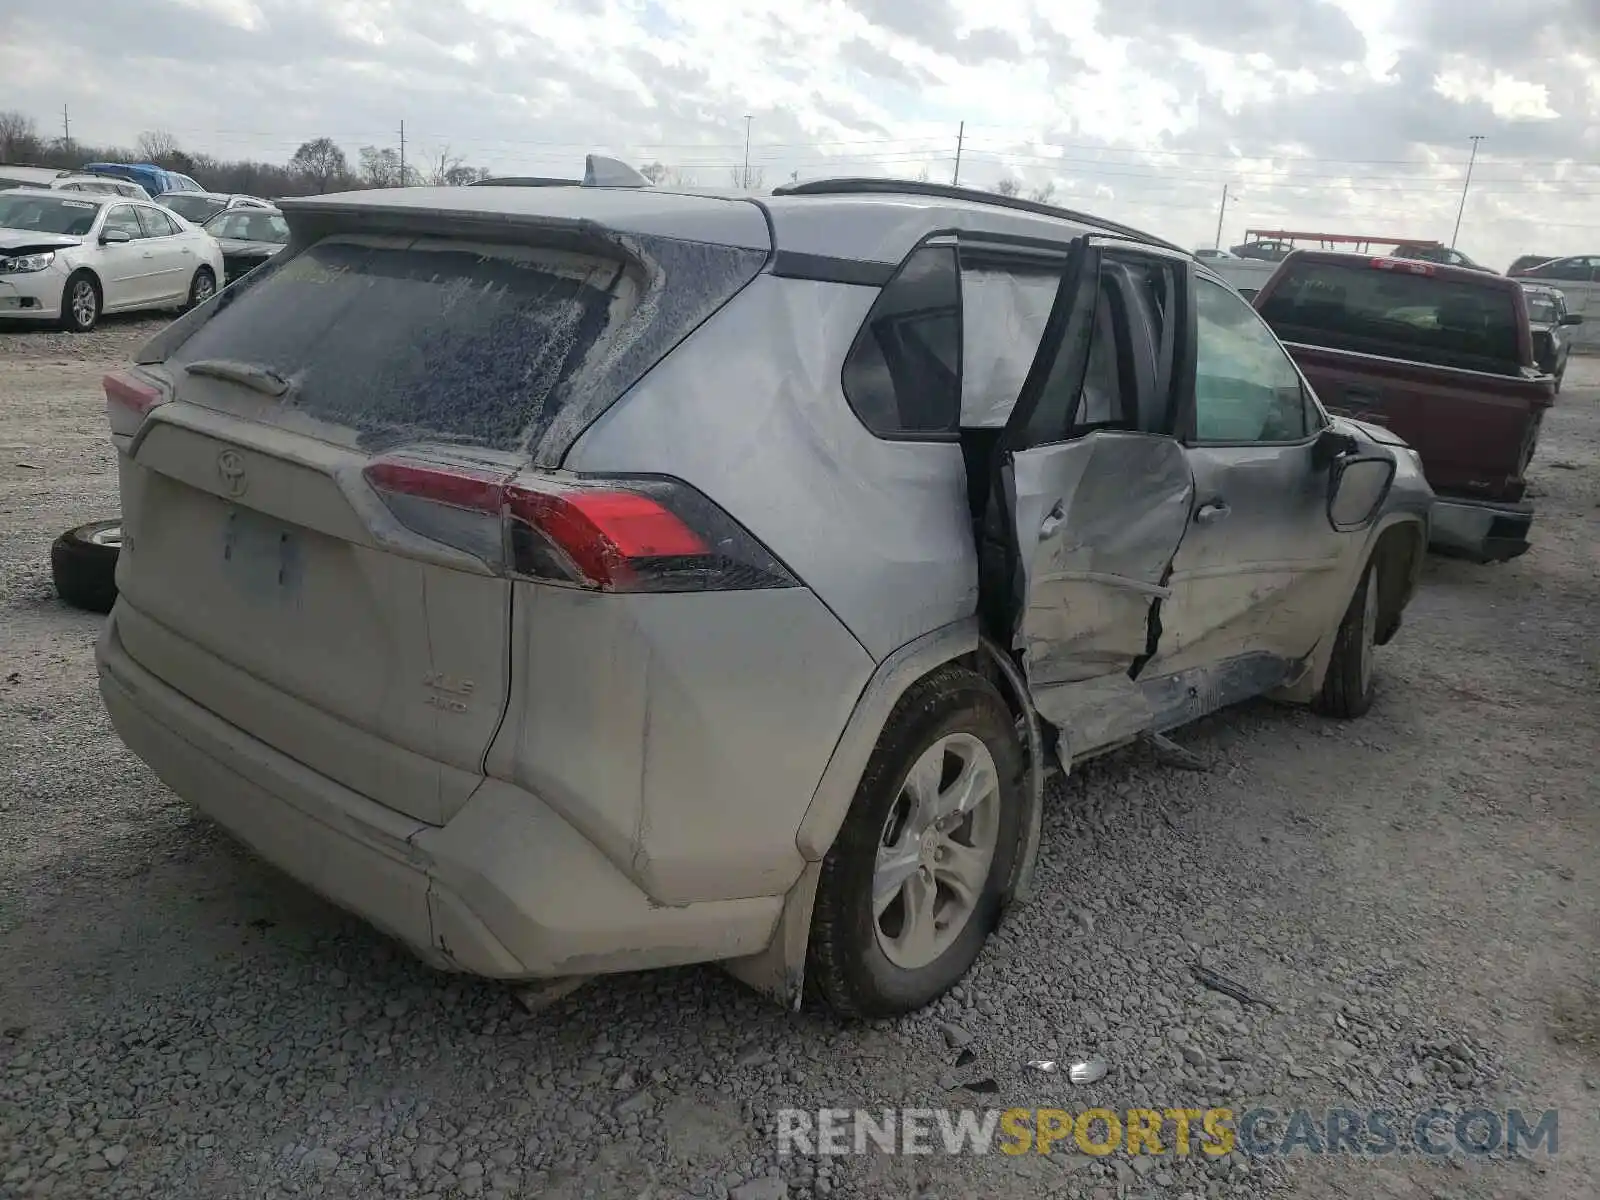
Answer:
[
  {"left": 1524, "top": 294, "right": 1558, "bottom": 324},
  {"left": 163, "top": 233, "right": 765, "bottom": 452},
  {"left": 1258, "top": 260, "right": 1522, "bottom": 371},
  {"left": 162, "top": 194, "right": 226, "bottom": 223}
]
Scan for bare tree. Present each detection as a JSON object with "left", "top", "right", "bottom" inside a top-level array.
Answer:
[
  {"left": 359, "top": 146, "right": 407, "bottom": 188},
  {"left": 727, "top": 165, "right": 766, "bottom": 191},
  {"left": 0, "top": 110, "right": 40, "bottom": 163},
  {"left": 1028, "top": 182, "right": 1056, "bottom": 204},
  {"left": 289, "top": 137, "right": 349, "bottom": 193},
  {"left": 425, "top": 147, "right": 485, "bottom": 186},
  {"left": 637, "top": 161, "right": 669, "bottom": 185},
  {"left": 994, "top": 177, "right": 1022, "bottom": 198},
  {"left": 915, "top": 167, "right": 931, "bottom": 183},
  {"left": 136, "top": 129, "right": 182, "bottom": 164}
]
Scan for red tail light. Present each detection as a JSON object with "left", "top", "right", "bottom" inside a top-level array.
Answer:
[
  {"left": 105, "top": 371, "right": 168, "bottom": 435},
  {"left": 1371, "top": 257, "right": 1435, "bottom": 276},
  {"left": 362, "top": 452, "right": 796, "bottom": 593}
]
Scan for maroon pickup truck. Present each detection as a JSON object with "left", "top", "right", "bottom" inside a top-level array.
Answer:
[{"left": 1253, "top": 251, "right": 1555, "bottom": 562}]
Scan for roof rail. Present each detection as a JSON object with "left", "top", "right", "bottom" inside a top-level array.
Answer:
[
  {"left": 770, "top": 177, "right": 1184, "bottom": 254},
  {"left": 470, "top": 176, "right": 581, "bottom": 188}
]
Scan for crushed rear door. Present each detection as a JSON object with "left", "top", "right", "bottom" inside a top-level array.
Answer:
[{"left": 990, "top": 241, "right": 1195, "bottom": 760}]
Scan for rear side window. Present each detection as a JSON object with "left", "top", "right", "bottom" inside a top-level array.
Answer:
[
  {"left": 840, "top": 246, "right": 962, "bottom": 437},
  {"left": 1259, "top": 260, "right": 1523, "bottom": 371},
  {"left": 137, "top": 208, "right": 178, "bottom": 237},
  {"left": 162, "top": 232, "right": 766, "bottom": 453}
]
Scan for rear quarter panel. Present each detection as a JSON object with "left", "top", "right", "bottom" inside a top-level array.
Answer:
[{"left": 566, "top": 274, "right": 978, "bottom": 661}]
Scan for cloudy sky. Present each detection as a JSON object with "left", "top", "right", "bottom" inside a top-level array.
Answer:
[{"left": 4, "top": 0, "right": 1599, "bottom": 267}]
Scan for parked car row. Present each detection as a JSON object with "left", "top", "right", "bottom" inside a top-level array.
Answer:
[
  {"left": 0, "top": 164, "right": 154, "bottom": 200},
  {"left": 1228, "top": 237, "right": 1495, "bottom": 273},
  {"left": 0, "top": 187, "right": 288, "bottom": 330},
  {"left": 1509, "top": 254, "right": 1600, "bottom": 283}
]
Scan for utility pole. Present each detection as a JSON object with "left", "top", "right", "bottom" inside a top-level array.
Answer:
[
  {"left": 741, "top": 115, "right": 752, "bottom": 189},
  {"left": 1451, "top": 135, "right": 1483, "bottom": 250},
  {"left": 953, "top": 121, "right": 965, "bottom": 186},
  {"left": 399, "top": 120, "right": 406, "bottom": 187},
  {"left": 1213, "top": 183, "right": 1229, "bottom": 249},
  {"left": 61, "top": 104, "right": 70, "bottom": 149}
]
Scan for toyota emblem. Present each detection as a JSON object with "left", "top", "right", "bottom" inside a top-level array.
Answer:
[{"left": 217, "top": 449, "right": 248, "bottom": 497}]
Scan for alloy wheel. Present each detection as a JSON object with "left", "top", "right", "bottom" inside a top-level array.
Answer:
[{"left": 871, "top": 732, "right": 1001, "bottom": 971}]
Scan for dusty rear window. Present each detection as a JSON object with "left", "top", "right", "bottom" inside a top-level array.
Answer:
[
  {"left": 163, "top": 231, "right": 767, "bottom": 453},
  {"left": 1258, "top": 260, "right": 1523, "bottom": 372}
]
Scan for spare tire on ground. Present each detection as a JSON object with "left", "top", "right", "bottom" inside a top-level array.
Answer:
[{"left": 51, "top": 519, "right": 121, "bottom": 614}]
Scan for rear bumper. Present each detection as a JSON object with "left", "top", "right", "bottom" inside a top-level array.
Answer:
[
  {"left": 96, "top": 611, "right": 781, "bottom": 979},
  {"left": 1429, "top": 496, "right": 1533, "bottom": 564}
]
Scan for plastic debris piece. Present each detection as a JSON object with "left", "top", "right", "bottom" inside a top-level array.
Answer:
[
  {"left": 1025, "top": 1060, "right": 1059, "bottom": 1073},
  {"left": 1068, "top": 1059, "right": 1109, "bottom": 1085},
  {"left": 1192, "top": 964, "right": 1274, "bottom": 1009},
  {"left": 1140, "top": 730, "right": 1210, "bottom": 771}
]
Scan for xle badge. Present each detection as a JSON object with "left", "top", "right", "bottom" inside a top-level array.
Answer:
[{"left": 423, "top": 672, "right": 474, "bottom": 714}]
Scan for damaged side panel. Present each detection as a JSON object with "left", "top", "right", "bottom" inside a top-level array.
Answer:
[{"left": 1005, "top": 431, "right": 1194, "bottom": 759}]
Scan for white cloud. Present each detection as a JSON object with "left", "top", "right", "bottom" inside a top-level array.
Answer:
[{"left": 2, "top": 0, "right": 1599, "bottom": 265}]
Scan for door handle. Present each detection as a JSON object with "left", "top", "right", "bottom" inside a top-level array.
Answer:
[
  {"left": 1195, "top": 500, "right": 1230, "bottom": 526},
  {"left": 1038, "top": 500, "right": 1066, "bottom": 540},
  {"left": 141, "top": 252, "right": 154, "bottom": 259}
]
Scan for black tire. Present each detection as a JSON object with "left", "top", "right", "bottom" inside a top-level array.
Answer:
[
  {"left": 51, "top": 520, "right": 121, "bottom": 613},
  {"left": 185, "top": 265, "right": 216, "bottom": 312},
  {"left": 1314, "top": 559, "right": 1379, "bottom": 719},
  {"left": 807, "top": 664, "right": 1024, "bottom": 1018},
  {"left": 59, "top": 271, "right": 100, "bottom": 333}
]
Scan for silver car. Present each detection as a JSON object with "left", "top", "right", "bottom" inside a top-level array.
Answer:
[{"left": 95, "top": 176, "right": 1431, "bottom": 1017}]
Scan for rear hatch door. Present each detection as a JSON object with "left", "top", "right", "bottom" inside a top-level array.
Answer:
[{"left": 115, "top": 208, "right": 769, "bottom": 825}]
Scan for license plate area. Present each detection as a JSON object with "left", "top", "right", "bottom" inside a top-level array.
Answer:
[{"left": 222, "top": 507, "right": 305, "bottom": 605}]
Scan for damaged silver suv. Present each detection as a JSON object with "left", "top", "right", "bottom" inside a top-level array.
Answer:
[{"left": 96, "top": 173, "right": 1432, "bottom": 1017}]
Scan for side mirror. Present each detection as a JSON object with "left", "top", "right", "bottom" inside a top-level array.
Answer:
[
  {"left": 1311, "top": 426, "right": 1360, "bottom": 471},
  {"left": 1328, "top": 454, "right": 1397, "bottom": 532},
  {"left": 100, "top": 229, "right": 133, "bottom": 245},
  {"left": 1560, "top": 313, "right": 1584, "bottom": 326}
]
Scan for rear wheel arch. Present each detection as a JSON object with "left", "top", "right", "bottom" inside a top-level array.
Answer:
[{"left": 726, "top": 619, "right": 1049, "bottom": 1009}]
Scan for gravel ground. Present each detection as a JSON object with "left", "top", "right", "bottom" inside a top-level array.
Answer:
[{"left": 1, "top": 323, "right": 1596, "bottom": 1200}]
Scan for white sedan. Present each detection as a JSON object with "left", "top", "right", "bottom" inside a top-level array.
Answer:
[{"left": 0, "top": 188, "right": 224, "bottom": 332}]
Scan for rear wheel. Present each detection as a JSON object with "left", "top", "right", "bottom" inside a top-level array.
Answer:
[
  {"left": 1314, "top": 559, "right": 1379, "bottom": 719},
  {"left": 51, "top": 519, "right": 122, "bottom": 613},
  {"left": 807, "top": 665, "right": 1023, "bottom": 1017},
  {"left": 59, "top": 271, "right": 99, "bottom": 333}
]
